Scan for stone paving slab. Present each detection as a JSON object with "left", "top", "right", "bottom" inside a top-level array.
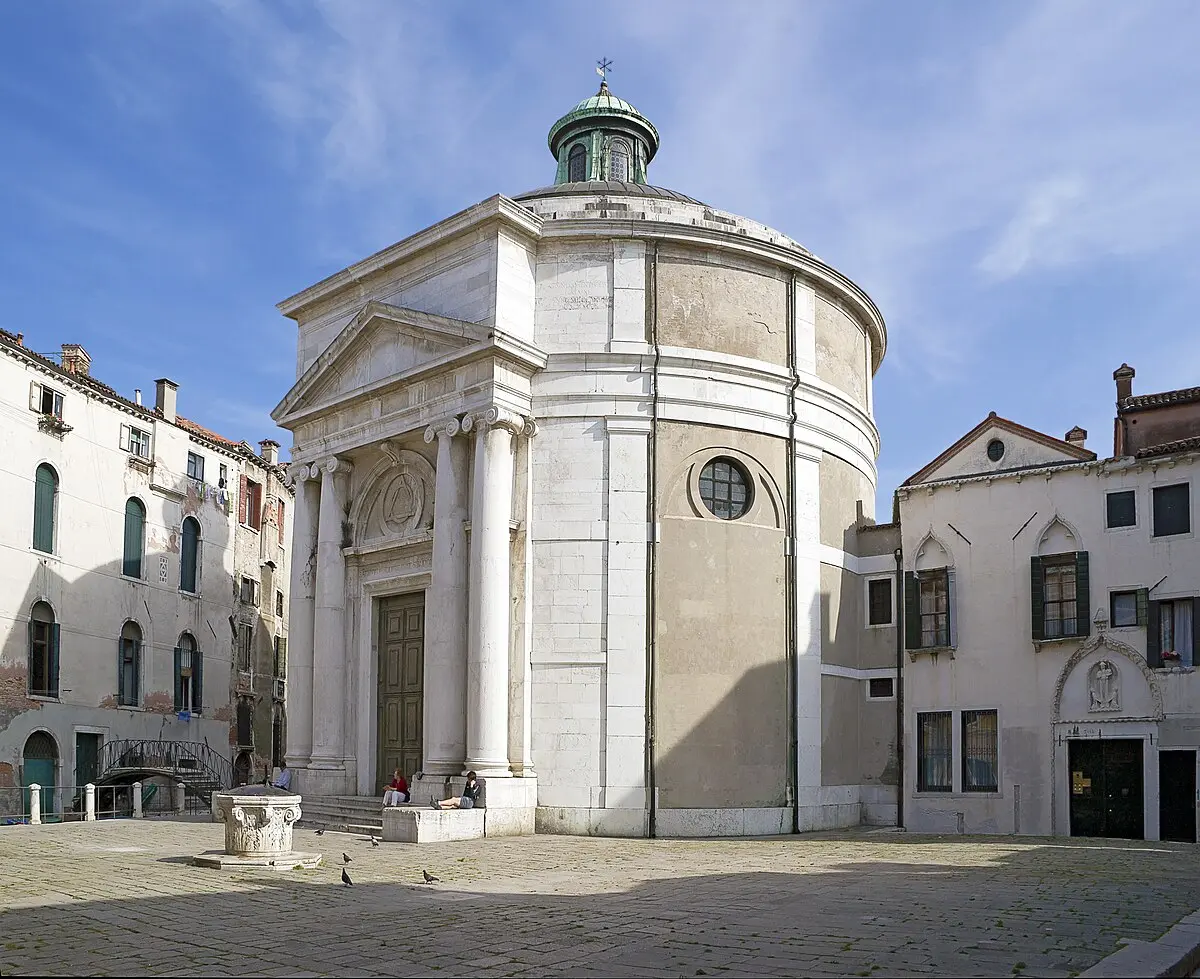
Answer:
[{"left": 1, "top": 820, "right": 1199, "bottom": 977}]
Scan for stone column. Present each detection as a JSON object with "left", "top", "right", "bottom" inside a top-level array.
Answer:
[
  {"left": 311, "top": 456, "right": 352, "bottom": 777},
  {"left": 422, "top": 418, "right": 470, "bottom": 775},
  {"left": 463, "top": 408, "right": 522, "bottom": 777},
  {"left": 284, "top": 464, "right": 320, "bottom": 769}
]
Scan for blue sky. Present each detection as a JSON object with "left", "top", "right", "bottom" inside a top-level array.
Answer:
[{"left": 2, "top": 1, "right": 1198, "bottom": 514}]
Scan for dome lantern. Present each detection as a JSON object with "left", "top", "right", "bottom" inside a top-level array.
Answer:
[{"left": 547, "top": 78, "right": 659, "bottom": 186}]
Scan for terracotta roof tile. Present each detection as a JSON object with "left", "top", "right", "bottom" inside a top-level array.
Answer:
[
  {"left": 1121, "top": 386, "right": 1200, "bottom": 410},
  {"left": 1134, "top": 435, "right": 1200, "bottom": 459}
]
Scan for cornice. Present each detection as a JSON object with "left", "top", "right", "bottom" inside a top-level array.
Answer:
[{"left": 276, "top": 195, "right": 544, "bottom": 320}]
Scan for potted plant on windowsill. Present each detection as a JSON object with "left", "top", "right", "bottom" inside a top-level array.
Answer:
[{"left": 1162, "top": 649, "right": 1181, "bottom": 663}]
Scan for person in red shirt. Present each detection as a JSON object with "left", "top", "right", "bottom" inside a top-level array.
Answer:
[{"left": 383, "top": 769, "right": 409, "bottom": 806}]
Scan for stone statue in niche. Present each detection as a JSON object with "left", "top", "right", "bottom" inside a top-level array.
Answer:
[{"left": 1088, "top": 659, "right": 1120, "bottom": 712}]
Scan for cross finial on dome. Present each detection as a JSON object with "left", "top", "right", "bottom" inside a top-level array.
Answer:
[{"left": 596, "top": 57, "right": 613, "bottom": 88}]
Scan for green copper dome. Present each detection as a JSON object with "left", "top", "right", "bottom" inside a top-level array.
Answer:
[{"left": 547, "top": 81, "right": 659, "bottom": 185}]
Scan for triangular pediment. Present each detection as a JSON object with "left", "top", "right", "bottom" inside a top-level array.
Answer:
[
  {"left": 272, "top": 302, "right": 487, "bottom": 424},
  {"left": 904, "top": 412, "right": 1096, "bottom": 485}
]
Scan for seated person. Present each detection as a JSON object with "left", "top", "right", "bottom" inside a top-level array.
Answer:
[
  {"left": 430, "top": 771, "right": 482, "bottom": 810},
  {"left": 271, "top": 761, "right": 292, "bottom": 791},
  {"left": 382, "top": 769, "right": 409, "bottom": 806}
]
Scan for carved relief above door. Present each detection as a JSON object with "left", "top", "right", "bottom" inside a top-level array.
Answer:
[{"left": 353, "top": 448, "right": 436, "bottom": 546}]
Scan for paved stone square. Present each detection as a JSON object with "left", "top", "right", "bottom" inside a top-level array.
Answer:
[{"left": 1, "top": 819, "right": 1198, "bottom": 977}]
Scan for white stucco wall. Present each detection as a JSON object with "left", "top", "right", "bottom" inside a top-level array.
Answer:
[{"left": 900, "top": 451, "right": 1200, "bottom": 838}]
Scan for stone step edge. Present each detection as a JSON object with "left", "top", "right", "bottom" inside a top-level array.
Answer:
[{"left": 1079, "top": 908, "right": 1200, "bottom": 978}]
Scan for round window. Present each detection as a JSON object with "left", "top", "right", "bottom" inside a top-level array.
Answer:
[
  {"left": 699, "top": 458, "right": 753, "bottom": 520},
  {"left": 986, "top": 439, "right": 1005, "bottom": 462}
]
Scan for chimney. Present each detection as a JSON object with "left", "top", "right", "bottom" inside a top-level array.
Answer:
[
  {"left": 155, "top": 378, "right": 178, "bottom": 424},
  {"left": 259, "top": 439, "right": 280, "bottom": 466},
  {"left": 15, "top": 333, "right": 23, "bottom": 347},
  {"left": 1114, "top": 363, "right": 1135, "bottom": 403},
  {"left": 61, "top": 343, "right": 91, "bottom": 376},
  {"left": 1065, "top": 426, "right": 1087, "bottom": 449},
  {"left": 134, "top": 389, "right": 142, "bottom": 407}
]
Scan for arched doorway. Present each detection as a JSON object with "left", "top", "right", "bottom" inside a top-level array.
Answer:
[
  {"left": 233, "top": 751, "right": 252, "bottom": 787},
  {"left": 23, "top": 731, "right": 58, "bottom": 818}
]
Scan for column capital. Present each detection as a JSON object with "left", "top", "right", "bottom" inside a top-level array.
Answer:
[
  {"left": 321, "top": 456, "right": 353, "bottom": 477},
  {"left": 423, "top": 416, "right": 463, "bottom": 444},
  {"left": 463, "top": 407, "right": 529, "bottom": 436},
  {"left": 284, "top": 463, "right": 313, "bottom": 488}
]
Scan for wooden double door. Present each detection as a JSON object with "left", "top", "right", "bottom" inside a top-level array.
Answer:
[
  {"left": 377, "top": 593, "right": 425, "bottom": 793},
  {"left": 1069, "top": 739, "right": 1145, "bottom": 840}
]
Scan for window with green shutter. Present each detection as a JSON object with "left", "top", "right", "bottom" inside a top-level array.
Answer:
[
  {"left": 32, "top": 464, "right": 58, "bottom": 553},
  {"left": 906, "top": 569, "right": 954, "bottom": 650},
  {"left": 118, "top": 620, "right": 142, "bottom": 706},
  {"left": 28, "top": 601, "right": 58, "bottom": 697},
  {"left": 1032, "top": 552, "right": 1090, "bottom": 640},
  {"left": 180, "top": 517, "right": 200, "bottom": 593},
  {"left": 122, "top": 497, "right": 145, "bottom": 578}
]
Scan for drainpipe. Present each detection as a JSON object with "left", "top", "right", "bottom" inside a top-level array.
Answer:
[
  {"left": 894, "top": 542, "right": 904, "bottom": 830},
  {"left": 786, "top": 274, "right": 800, "bottom": 834},
  {"left": 645, "top": 242, "right": 661, "bottom": 839}
]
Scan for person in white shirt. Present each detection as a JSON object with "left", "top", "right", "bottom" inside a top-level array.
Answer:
[{"left": 271, "top": 761, "right": 292, "bottom": 791}]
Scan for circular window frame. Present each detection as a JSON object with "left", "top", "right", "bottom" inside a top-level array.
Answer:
[
  {"left": 696, "top": 456, "right": 754, "bottom": 521},
  {"left": 986, "top": 439, "right": 1006, "bottom": 462}
]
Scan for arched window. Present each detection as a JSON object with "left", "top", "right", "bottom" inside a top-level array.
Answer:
[
  {"left": 123, "top": 497, "right": 145, "bottom": 578},
  {"left": 28, "top": 602, "right": 59, "bottom": 698},
  {"left": 174, "top": 632, "right": 202, "bottom": 714},
  {"left": 609, "top": 139, "right": 631, "bottom": 182},
  {"left": 568, "top": 143, "right": 587, "bottom": 182},
  {"left": 118, "top": 620, "right": 142, "bottom": 707},
  {"left": 32, "top": 464, "right": 58, "bottom": 553},
  {"left": 180, "top": 516, "right": 200, "bottom": 593}
]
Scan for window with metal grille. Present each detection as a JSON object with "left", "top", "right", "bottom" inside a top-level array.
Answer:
[
  {"left": 118, "top": 621, "right": 141, "bottom": 707},
  {"left": 962, "top": 709, "right": 998, "bottom": 792},
  {"left": 868, "top": 578, "right": 893, "bottom": 626},
  {"left": 609, "top": 139, "right": 630, "bottom": 181},
  {"left": 1043, "top": 560, "right": 1077, "bottom": 638},
  {"left": 1153, "top": 483, "right": 1191, "bottom": 538},
  {"left": 568, "top": 143, "right": 587, "bottom": 182},
  {"left": 698, "top": 458, "right": 752, "bottom": 520},
  {"left": 867, "top": 677, "right": 894, "bottom": 700},
  {"left": 1106, "top": 490, "right": 1136, "bottom": 529},
  {"left": 28, "top": 601, "right": 59, "bottom": 698},
  {"left": 917, "top": 711, "right": 952, "bottom": 792},
  {"left": 919, "top": 571, "right": 949, "bottom": 647}
]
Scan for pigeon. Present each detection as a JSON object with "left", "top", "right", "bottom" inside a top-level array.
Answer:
[
  {"left": 316, "top": 829, "right": 325, "bottom": 836},
  {"left": 342, "top": 868, "right": 353, "bottom": 887},
  {"left": 370, "top": 837, "right": 380, "bottom": 848},
  {"left": 343, "top": 853, "right": 352, "bottom": 864},
  {"left": 422, "top": 869, "right": 440, "bottom": 884}
]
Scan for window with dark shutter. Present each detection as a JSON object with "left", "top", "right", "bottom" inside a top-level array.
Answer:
[
  {"left": 122, "top": 497, "right": 145, "bottom": 578},
  {"left": 904, "top": 572, "right": 922, "bottom": 650},
  {"left": 868, "top": 578, "right": 893, "bottom": 625},
  {"left": 1153, "top": 484, "right": 1191, "bottom": 538},
  {"left": 1030, "top": 556, "right": 1045, "bottom": 641},
  {"left": 277, "top": 498, "right": 286, "bottom": 545},
  {"left": 1106, "top": 490, "right": 1136, "bottom": 528},
  {"left": 28, "top": 601, "right": 58, "bottom": 697},
  {"left": 33, "top": 464, "right": 58, "bottom": 554},
  {"left": 238, "top": 474, "right": 248, "bottom": 525},
  {"left": 180, "top": 517, "right": 200, "bottom": 593},
  {"left": 118, "top": 621, "right": 142, "bottom": 706}
]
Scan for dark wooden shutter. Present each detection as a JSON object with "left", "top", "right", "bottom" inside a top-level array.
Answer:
[
  {"left": 194, "top": 651, "right": 203, "bottom": 713},
  {"left": 1074, "top": 551, "right": 1091, "bottom": 637},
  {"left": 123, "top": 499, "right": 144, "bottom": 578},
  {"left": 277, "top": 498, "right": 285, "bottom": 545},
  {"left": 1147, "top": 600, "right": 1162, "bottom": 668},
  {"left": 946, "top": 568, "right": 958, "bottom": 648},
  {"left": 116, "top": 638, "right": 124, "bottom": 704},
  {"left": 49, "top": 623, "right": 60, "bottom": 696},
  {"left": 33, "top": 465, "right": 56, "bottom": 553},
  {"left": 1136, "top": 588, "right": 1149, "bottom": 627},
  {"left": 904, "top": 572, "right": 922, "bottom": 650},
  {"left": 173, "top": 647, "right": 183, "bottom": 712},
  {"left": 277, "top": 637, "right": 287, "bottom": 678},
  {"left": 131, "top": 640, "right": 140, "bottom": 705},
  {"left": 1194, "top": 599, "right": 1200, "bottom": 670},
  {"left": 1030, "top": 556, "right": 1045, "bottom": 641},
  {"left": 238, "top": 474, "right": 248, "bottom": 525}
]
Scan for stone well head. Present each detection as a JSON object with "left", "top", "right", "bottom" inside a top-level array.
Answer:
[{"left": 213, "top": 785, "right": 302, "bottom": 858}]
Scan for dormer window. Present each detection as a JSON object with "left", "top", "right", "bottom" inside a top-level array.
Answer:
[
  {"left": 609, "top": 139, "right": 630, "bottom": 181},
  {"left": 568, "top": 144, "right": 587, "bottom": 182}
]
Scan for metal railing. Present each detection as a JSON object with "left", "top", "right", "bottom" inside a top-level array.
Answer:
[
  {"left": 0, "top": 780, "right": 186, "bottom": 826},
  {"left": 97, "top": 738, "right": 233, "bottom": 798}
]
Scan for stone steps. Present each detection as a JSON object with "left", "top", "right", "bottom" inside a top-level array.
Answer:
[{"left": 297, "top": 796, "right": 386, "bottom": 834}]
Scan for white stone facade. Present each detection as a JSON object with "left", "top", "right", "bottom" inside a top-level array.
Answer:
[
  {"left": 272, "top": 171, "right": 896, "bottom": 835},
  {"left": 899, "top": 413, "right": 1200, "bottom": 839},
  {"left": 0, "top": 331, "right": 292, "bottom": 809}
]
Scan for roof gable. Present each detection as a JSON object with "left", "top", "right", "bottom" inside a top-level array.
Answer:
[
  {"left": 904, "top": 412, "right": 1096, "bottom": 486},
  {"left": 271, "top": 301, "right": 487, "bottom": 425}
]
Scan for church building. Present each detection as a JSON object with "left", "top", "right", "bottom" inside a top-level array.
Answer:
[{"left": 271, "top": 80, "right": 899, "bottom": 837}]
